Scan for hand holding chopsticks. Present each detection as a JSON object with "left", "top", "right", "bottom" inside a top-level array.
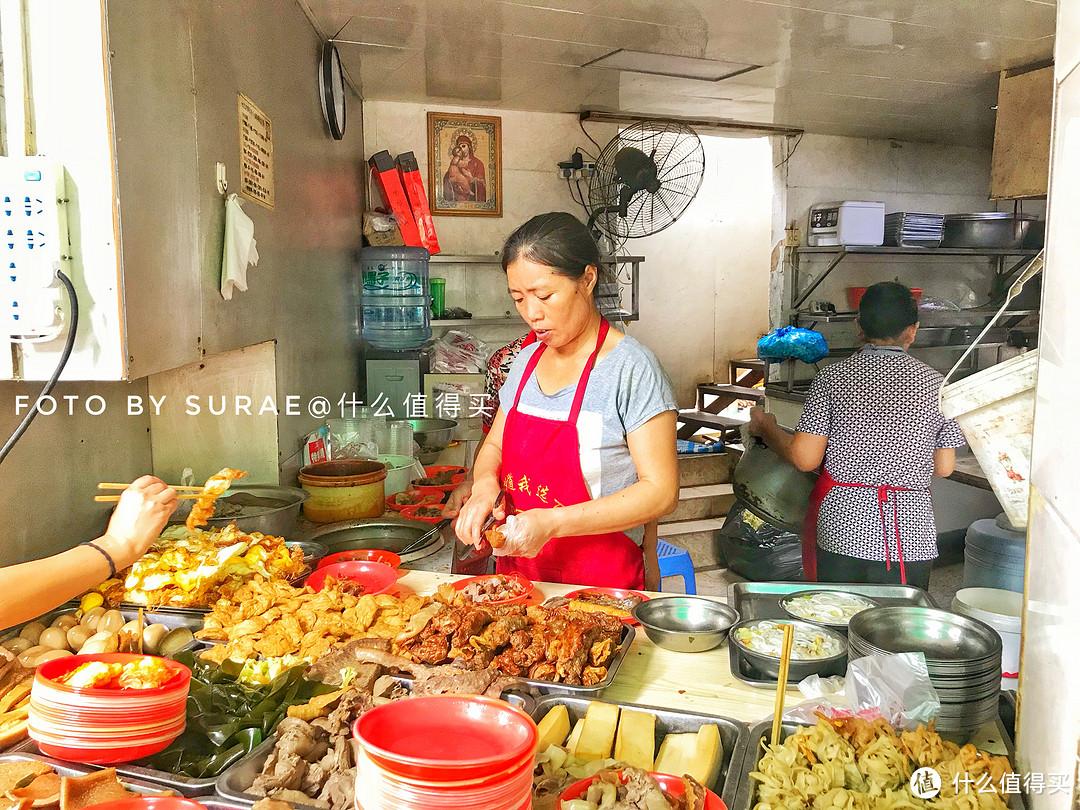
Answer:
[{"left": 95, "top": 482, "right": 202, "bottom": 503}]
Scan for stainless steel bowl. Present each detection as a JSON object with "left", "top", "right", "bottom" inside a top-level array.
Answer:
[
  {"left": 847, "top": 606, "right": 1002, "bottom": 663},
  {"left": 729, "top": 618, "right": 848, "bottom": 679},
  {"left": 631, "top": 596, "right": 740, "bottom": 653},
  {"left": 941, "top": 213, "right": 1036, "bottom": 249},
  {"left": 168, "top": 484, "right": 309, "bottom": 537},
  {"left": 297, "top": 516, "right": 444, "bottom": 563},
  {"left": 779, "top": 589, "right": 879, "bottom": 629},
  {"left": 390, "top": 418, "right": 457, "bottom": 451},
  {"left": 285, "top": 540, "right": 328, "bottom": 566}
]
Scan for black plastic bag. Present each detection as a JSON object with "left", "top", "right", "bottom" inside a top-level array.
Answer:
[{"left": 716, "top": 499, "right": 804, "bottom": 581}]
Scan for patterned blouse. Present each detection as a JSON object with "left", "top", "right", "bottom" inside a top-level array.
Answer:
[
  {"left": 797, "top": 345, "right": 967, "bottom": 562},
  {"left": 483, "top": 333, "right": 535, "bottom": 433}
]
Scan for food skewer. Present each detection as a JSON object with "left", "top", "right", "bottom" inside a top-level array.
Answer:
[
  {"left": 94, "top": 494, "right": 202, "bottom": 502},
  {"left": 770, "top": 623, "right": 795, "bottom": 746},
  {"left": 99, "top": 482, "right": 206, "bottom": 492}
]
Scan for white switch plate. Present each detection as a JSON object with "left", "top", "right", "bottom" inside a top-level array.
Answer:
[{"left": 0, "top": 157, "right": 70, "bottom": 336}]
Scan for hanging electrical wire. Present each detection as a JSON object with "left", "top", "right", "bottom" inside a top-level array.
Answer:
[
  {"left": 774, "top": 132, "right": 804, "bottom": 169},
  {"left": 579, "top": 118, "right": 604, "bottom": 153},
  {"left": 0, "top": 270, "right": 79, "bottom": 465}
]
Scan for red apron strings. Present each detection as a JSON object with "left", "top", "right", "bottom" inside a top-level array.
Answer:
[{"left": 803, "top": 469, "right": 918, "bottom": 585}]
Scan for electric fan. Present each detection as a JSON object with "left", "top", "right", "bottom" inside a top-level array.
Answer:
[{"left": 587, "top": 120, "right": 706, "bottom": 243}]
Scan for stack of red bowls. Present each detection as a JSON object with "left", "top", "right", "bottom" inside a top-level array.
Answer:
[
  {"left": 29, "top": 653, "right": 190, "bottom": 763},
  {"left": 352, "top": 695, "right": 538, "bottom": 810}
]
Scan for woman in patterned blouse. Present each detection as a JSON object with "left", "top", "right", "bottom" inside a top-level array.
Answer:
[{"left": 748, "top": 282, "right": 966, "bottom": 590}]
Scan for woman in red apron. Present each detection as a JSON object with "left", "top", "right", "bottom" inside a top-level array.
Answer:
[
  {"left": 454, "top": 213, "right": 679, "bottom": 589},
  {"left": 749, "top": 283, "right": 966, "bottom": 591}
]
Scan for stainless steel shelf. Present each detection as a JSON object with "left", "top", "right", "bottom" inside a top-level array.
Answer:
[
  {"left": 429, "top": 254, "right": 646, "bottom": 263},
  {"left": 795, "top": 246, "right": 1041, "bottom": 256},
  {"left": 432, "top": 317, "right": 523, "bottom": 326},
  {"left": 794, "top": 308, "right": 1040, "bottom": 323}
]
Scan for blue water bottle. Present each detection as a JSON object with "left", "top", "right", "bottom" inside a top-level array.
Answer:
[{"left": 360, "top": 246, "right": 432, "bottom": 350}]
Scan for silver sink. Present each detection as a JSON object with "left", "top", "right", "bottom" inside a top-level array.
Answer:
[{"left": 296, "top": 516, "right": 444, "bottom": 563}]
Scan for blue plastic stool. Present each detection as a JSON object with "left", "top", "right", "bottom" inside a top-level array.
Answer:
[{"left": 656, "top": 539, "right": 697, "bottom": 594}]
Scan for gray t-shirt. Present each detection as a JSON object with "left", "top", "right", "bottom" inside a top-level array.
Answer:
[{"left": 498, "top": 335, "right": 678, "bottom": 545}]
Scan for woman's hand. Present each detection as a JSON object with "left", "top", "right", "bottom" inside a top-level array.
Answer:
[
  {"left": 453, "top": 478, "right": 504, "bottom": 548},
  {"left": 748, "top": 406, "right": 777, "bottom": 437},
  {"left": 98, "top": 476, "right": 178, "bottom": 569},
  {"left": 442, "top": 477, "right": 473, "bottom": 519},
  {"left": 491, "top": 509, "right": 557, "bottom": 559}
]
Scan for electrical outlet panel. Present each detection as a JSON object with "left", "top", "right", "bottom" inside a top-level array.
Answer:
[{"left": 0, "top": 158, "right": 70, "bottom": 337}]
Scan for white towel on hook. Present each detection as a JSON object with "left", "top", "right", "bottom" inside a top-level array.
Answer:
[{"left": 220, "top": 193, "right": 259, "bottom": 300}]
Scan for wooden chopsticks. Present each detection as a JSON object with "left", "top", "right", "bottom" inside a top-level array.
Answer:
[
  {"left": 98, "top": 482, "right": 205, "bottom": 491},
  {"left": 770, "top": 623, "right": 795, "bottom": 747},
  {"left": 94, "top": 482, "right": 205, "bottom": 502}
]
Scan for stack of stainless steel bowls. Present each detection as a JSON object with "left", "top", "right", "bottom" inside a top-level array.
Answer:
[{"left": 847, "top": 606, "right": 1001, "bottom": 736}]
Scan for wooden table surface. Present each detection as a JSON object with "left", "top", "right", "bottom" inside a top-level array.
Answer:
[{"left": 397, "top": 569, "right": 800, "bottom": 726}]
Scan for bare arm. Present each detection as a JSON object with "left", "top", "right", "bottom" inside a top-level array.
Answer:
[
  {"left": 0, "top": 476, "right": 177, "bottom": 630},
  {"left": 933, "top": 448, "right": 956, "bottom": 477},
  {"left": 454, "top": 408, "right": 507, "bottom": 543},
  {"left": 749, "top": 407, "right": 827, "bottom": 472}
]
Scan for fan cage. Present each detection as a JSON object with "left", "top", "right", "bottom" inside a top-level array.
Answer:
[{"left": 588, "top": 120, "right": 705, "bottom": 240}]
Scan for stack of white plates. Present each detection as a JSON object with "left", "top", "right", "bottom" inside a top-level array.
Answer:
[{"left": 848, "top": 606, "right": 1001, "bottom": 736}]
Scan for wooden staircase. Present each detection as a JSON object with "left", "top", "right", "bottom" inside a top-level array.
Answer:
[{"left": 676, "top": 379, "right": 765, "bottom": 441}]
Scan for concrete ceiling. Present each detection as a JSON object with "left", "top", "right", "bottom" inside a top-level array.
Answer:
[{"left": 299, "top": 0, "right": 1056, "bottom": 145}]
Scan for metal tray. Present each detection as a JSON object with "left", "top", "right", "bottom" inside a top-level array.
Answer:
[
  {"left": 734, "top": 695, "right": 1025, "bottom": 810},
  {"left": 14, "top": 739, "right": 218, "bottom": 796},
  {"left": 529, "top": 695, "right": 751, "bottom": 810},
  {"left": 1, "top": 606, "right": 204, "bottom": 646},
  {"left": 727, "top": 581, "right": 936, "bottom": 689},
  {"left": 216, "top": 681, "right": 531, "bottom": 809},
  {"left": 0, "top": 750, "right": 182, "bottom": 794}
]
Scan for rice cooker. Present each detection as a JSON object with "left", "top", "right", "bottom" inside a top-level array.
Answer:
[{"left": 808, "top": 201, "right": 885, "bottom": 247}]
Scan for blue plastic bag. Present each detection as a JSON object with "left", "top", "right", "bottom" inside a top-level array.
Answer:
[{"left": 757, "top": 326, "right": 829, "bottom": 364}]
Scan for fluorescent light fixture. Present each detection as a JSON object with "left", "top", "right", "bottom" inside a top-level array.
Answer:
[{"left": 582, "top": 49, "right": 760, "bottom": 82}]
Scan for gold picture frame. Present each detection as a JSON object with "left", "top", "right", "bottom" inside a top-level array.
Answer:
[{"left": 427, "top": 112, "right": 502, "bottom": 217}]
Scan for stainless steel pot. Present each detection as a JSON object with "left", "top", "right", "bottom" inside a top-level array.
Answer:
[
  {"left": 297, "top": 516, "right": 444, "bottom": 563},
  {"left": 389, "top": 417, "right": 458, "bottom": 464},
  {"left": 732, "top": 435, "right": 818, "bottom": 532},
  {"left": 168, "top": 484, "right": 308, "bottom": 537}
]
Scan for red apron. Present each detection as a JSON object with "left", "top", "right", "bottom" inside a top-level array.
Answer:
[
  {"left": 802, "top": 469, "right": 920, "bottom": 585},
  {"left": 495, "top": 319, "right": 646, "bottom": 589}
]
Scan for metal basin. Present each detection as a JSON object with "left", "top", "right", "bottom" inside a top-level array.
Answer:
[
  {"left": 942, "top": 213, "right": 1036, "bottom": 249},
  {"left": 297, "top": 516, "right": 444, "bottom": 563},
  {"left": 168, "top": 484, "right": 308, "bottom": 537},
  {"left": 632, "top": 597, "right": 740, "bottom": 653},
  {"left": 389, "top": 418, "right": 457, "bottom": 464},
  {"left": 732, "top": 437, "right": 818, "bottom": 532}
]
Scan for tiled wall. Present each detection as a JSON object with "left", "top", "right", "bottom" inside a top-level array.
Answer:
[{"left": 1016, "top": 2, "right": 1080, "bottom": 804}]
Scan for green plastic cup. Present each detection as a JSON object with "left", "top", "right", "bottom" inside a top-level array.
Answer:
[{"left": 430, "top": 277, "right": 446, "bottom": 319}]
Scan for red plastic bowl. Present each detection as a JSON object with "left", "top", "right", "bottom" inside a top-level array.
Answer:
[
  {"left": 398, "top": 503, "right": 447, "bottom": 524},
  {"left": 386, "top": 490, "right": 443, "bottom": 511},
  {"left": 847, "top": 286, "right": 923, "bottom": 311},
  {"left": 563, "top": 588, "right": 652, "bottom": 625},
  {"left": 35, "top": 735, "right": 182, "bottom": 764},
  {"left": 452, "top": 573, "right": 535, "bottom": 606},
  {"left": 35, "top": 653, "right": 190, "bottom": 696},
  {"left": 305, "top": 561, "right": 398, "bottom": 595},
  {"left": 318, "top": 549, "right": 401, "bottom": 570},
  {"left": 413, "top": 486, "right": 451, "bottom": 503},
  {"left": 560, "top": 771, "right": 725, "bottom": 810},
  {"left": 414, "top": 466, "right": 468, "bottom": 493},
  {"left": 353, "top": 695, "right": 538, "bottom": 782},
  {"left": 66, "top": 799, "right": 207, "bottom": 810}
]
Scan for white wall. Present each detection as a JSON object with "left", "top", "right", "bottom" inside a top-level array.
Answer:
[{"left": 363, "top": 101, "right": 774, "bottom": 404}]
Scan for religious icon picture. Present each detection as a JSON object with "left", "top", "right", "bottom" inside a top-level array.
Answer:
[{"left": 427, "top": 111, "right": 502, "bottom": 217}]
